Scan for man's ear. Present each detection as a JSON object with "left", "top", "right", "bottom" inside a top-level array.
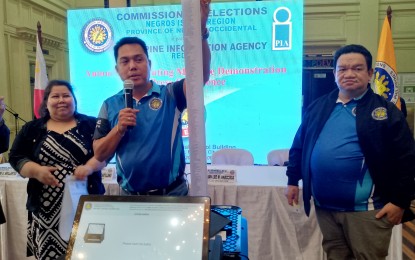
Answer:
[{"left": 368, "top": 68, "right": 374, "bottom": 79}]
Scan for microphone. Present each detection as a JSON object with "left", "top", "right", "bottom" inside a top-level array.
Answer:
[
  {"left": 124, "top": 79, "right": 134, "bottom": 108},
  {"left": 124, "top": 79, "right": 134, "bottom": 129}
]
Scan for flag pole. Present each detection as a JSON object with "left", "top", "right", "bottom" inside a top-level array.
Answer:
[
  {"left": 34, "top": 21, "right": 48, "bottom": 119},
  {"left": 37, "top": 21, "right": 43, "bottom": 51},
  {"left": 387, "top": 6, "right": 392, "bottom": 27}
]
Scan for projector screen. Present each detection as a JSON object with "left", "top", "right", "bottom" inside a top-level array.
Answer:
[{"left": 67, "top": 1, "right": 303, "bottom": 164}]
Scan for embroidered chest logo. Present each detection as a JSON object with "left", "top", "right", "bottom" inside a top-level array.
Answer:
[
  {"left": 351, "top": 107, "right": 357, "bottom": 116},
  {"left": 371, "top": 107, "right": 388, "bottom": 120},
  {"left": 149, "top": 98, "right": 162, "bottom": 110}
]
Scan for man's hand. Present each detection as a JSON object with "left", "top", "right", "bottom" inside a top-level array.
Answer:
[
  {"left": 285, "top": 185, "right": 299, "bottom": 206},
  {"left": 117, "top": 108, "right": 139, "bottom": 135},
  {"left": 375, "top": 202, "right": 404, "bottom": 225},
  {"left": 200, "top": 0, "right": 210, "bottom": 30}
]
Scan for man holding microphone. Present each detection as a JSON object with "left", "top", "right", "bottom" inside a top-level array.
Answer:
[{"left": 93, "top": 0, "right": 211, "bottom": 196}]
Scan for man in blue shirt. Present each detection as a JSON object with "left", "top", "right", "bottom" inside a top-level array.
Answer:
[
  {"left": 286, "top": 44, "right": 415, "bottom": 259},
  {"left": 93, "top": 0, "right": 211, "bottom": 196}
]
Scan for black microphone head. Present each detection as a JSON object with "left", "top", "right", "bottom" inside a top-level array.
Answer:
[
  {"left": 124, "top": 79, "right": 134, "bottom": 115},
  {"left": 124, "top": 79, "right": 134, "bottom": 90},
  {"left": 123, "top": 79, "right": 134, "bottom": 129}
]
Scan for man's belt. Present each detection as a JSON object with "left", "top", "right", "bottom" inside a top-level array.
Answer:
[{"left": 124, "top": 176, "right": 185, "bottom": 195}]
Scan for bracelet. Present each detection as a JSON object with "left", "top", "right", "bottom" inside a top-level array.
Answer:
[
  {"left": 202, "top": 28, "right": 209, "bottom": 40},
  {"left": 116, "top": 124, "right": 125, "bottom": 137}
]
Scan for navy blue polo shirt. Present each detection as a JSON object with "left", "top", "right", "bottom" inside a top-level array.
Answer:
[{"left": 310, "top": 99, "right": 383, "bottom": 211}]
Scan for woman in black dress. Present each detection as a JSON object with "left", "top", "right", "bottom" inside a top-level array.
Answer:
[{"left": 9, "top": 80, "right": 105, "bottom": 259}]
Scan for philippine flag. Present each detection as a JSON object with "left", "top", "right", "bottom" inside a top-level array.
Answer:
[{"left": 33, "top": 35, "right": 48, "bottom": 118}]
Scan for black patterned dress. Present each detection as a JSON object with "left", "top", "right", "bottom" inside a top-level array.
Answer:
[{"left": 27, "top": 127, "right": 93, "bottom": 260}]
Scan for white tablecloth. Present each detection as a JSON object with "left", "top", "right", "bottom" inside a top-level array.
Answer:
[{"left": 0, "top": 164, "right": 402, "bottom": 260}]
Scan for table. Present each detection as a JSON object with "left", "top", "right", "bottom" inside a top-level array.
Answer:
[
  {"left": 187, "top": 165, "right": 324, "bottom": 260},
  {"left": 189, "top": 165, "right": 402, "bottom": 260},
  {"left": 0, "top": 164, "right": 402, "bottom": 260}
]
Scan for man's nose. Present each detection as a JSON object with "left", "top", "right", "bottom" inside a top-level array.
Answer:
[
  {"left": 128, "top": 60, "right": 137, "bottom": 70},
  {"left": 344, "top": 69, "right": 355, "bottom": 77}
]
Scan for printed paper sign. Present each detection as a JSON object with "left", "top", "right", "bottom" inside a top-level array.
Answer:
[{"left": 207, "top": 168, "right": 237, "bottom": 185}]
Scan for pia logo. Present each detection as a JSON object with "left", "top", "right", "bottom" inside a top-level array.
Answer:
[
  {"left": 82, "top": 19, "right": 113, "bottom": 53},
  {"left": 272, "top": 7, "right": 292, "bottom": 50}
]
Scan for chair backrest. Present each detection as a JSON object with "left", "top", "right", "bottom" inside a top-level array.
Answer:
[
  {"left": 211, "top": 148, "right": 254, "bottom": 166},
  {"left": 267, "top": 149, "right": 290, "bottom": 166}
]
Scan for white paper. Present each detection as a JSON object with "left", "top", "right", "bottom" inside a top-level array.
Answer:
[
  {"left": 101, "top": 163, "right": 116, "bottom": 183},
  {"left": 207, "top": 168, "right": 237, "bottom": 185},
  {"left": 59, "top": 175, "right": 88, "bottom": 241},
  {"left": 0, "top": 163, "right": 18, "bottom": 178}
]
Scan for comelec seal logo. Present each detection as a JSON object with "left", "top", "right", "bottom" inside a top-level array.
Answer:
[
  {"left": 374, "top": 62, "right": 398, "bottom": 104},
  {"left": 82, "top": 19, "right": 113, "bottom": 53},
  {"left": 149, "top": 98, "right": 162, "bottom": 110},
  {"left": 84, "top": 203, "right": 92, "bottom": 210},
  {"left": 371, "top": 107, "right": 388, "bottom": 120}
]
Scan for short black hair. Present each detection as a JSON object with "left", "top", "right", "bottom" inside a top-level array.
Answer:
[
  {"left": 39, "top": 79, "right": 78, "bottom": 118},
  {"left": 334, "top": 44, "right": 373, "bottom": 70},
  {"left": 113, "top": 37, "right": 149, "bottom": 62}
]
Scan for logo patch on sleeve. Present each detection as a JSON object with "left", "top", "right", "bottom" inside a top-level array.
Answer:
[{"left": 371, "top": 107, "right": 388, "bottom": 120}]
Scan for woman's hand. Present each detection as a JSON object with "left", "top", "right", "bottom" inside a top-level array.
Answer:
[
  {"left": 73, "top": 157, "right": 106, "bottom": 180},
  {"left": 35, "top": 166, "right": 61, "bottom": 187},
  {"left": 73, "top": 165, "right": 93, "bottom": 180}
]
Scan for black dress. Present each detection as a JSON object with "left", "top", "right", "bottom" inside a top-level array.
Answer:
[{"left": 27, "top": 127, "right": 93, "bottom": 260}]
